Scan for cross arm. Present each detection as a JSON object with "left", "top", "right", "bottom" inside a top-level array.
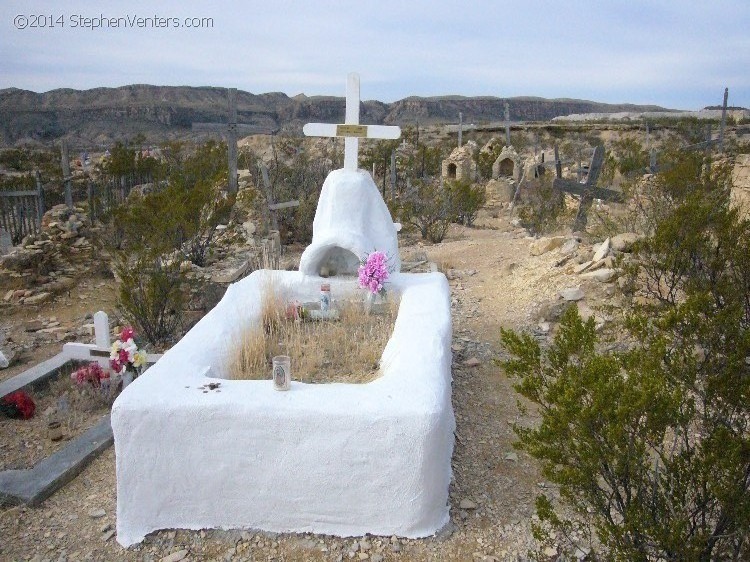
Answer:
[
  {"left": 192, "top": 122, "right": 276, "bottom": 135},
  {"left": 553, "top": 178, "right": 624, "bottom": 202},
  {"left": 192, "top": 123, "right": 226, "bottom": 132},
  {"left": 303, "top": 123, "right": 401, "bottom": 139},
  {"left": 234, "top": 124, "right": 277, "bottom": 135}
]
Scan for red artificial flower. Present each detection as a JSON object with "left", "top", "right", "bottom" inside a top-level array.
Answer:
[
  {"left": 72, "top": 362, "right": 108, "bottom": 388},
  {"left": 0, "top": 391, "right": 36, "bottom": 420},
  {"left": 120, "top": 326, "right": 135, "bottom": 341}
]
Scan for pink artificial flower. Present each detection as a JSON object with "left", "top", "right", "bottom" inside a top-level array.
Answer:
[
  {"left": 358, "top": 251, "right": 390, "bottom": 295},
  {"left": 120, "top": 326, "right": 135, "bottom": 341}
]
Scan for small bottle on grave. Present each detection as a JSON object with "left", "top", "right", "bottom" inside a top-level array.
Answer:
[{"left": 320, "top": 283, "right": 331, "bottom": 312}]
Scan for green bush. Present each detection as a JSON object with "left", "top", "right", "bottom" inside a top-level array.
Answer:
[
  {"left": 399, "top": 179, "right": 455, "bottom": 243},
  {"left": 516, "top": 175, "right": 568, "bottom": 235},
  {"left": 500, "top": 154, "right": 749, "bottom": 561},
  {"left": 106, "top": 140, "right": 228, "bottom": 345},
  {"left": 610, "top": 137, "right": 649, "bottom": 177},
  {"left": 446, "top": 178, "right": 486, "bottom": 226},
  {"left": 115, "top": 252, "right": 185, "bottom": 347}
]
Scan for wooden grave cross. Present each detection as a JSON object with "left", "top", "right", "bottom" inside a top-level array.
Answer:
[
  {"left": 192, "top": 88, "right": 275, "bottom": 194},
  {"left": 257, "top": 162, "right": 299, "bottom": 232},
  {"left": 303, "top": 73, "right": 401, "bottom": 171},
  {"left": 504, "top": 102, "right": 511, "bottom": 147},
  {"left": 553, "top": 145, "right": 624, "bottom": 230}
]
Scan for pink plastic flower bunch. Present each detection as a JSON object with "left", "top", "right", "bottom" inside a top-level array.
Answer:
[
  {"left": 71, "top": 362, "right": 109, "bottom": 388},
  {"left": 358, "top": 251, "right": 390, "bottom": 295}
]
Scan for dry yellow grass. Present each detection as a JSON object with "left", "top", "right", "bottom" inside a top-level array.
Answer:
[{"left": 226, "top": 288, "right": 399, "bottom": 384}]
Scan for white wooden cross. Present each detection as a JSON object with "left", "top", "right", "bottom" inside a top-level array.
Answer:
[{"left": 303, "top": 73, "right": 401, "bottom": 171}]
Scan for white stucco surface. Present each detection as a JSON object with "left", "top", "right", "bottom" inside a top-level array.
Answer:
[
  {"left": 112, "top": 270, "right": 454, "bottom": 547},
  {"left": 298, "top": 169, "right": 401, "bottom": 275}
]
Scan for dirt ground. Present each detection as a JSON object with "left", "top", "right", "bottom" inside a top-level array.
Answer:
[{"left": 1, "top": 209, "right": 593, "bottom": 561}]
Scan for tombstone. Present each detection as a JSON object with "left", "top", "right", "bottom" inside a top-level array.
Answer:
[
  {"left": 94, "top": 311, "right": 111, "bottom": 349},
  {"left": 0, "top": 228, "right": 11, "bottom": 256},
  {"left": 300, "top": 73, "right": 402, "bottom": 276}
]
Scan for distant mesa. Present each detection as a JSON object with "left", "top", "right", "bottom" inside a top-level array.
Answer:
[{"left": 0, "top": 84, "right": 676, "bottom": 147}]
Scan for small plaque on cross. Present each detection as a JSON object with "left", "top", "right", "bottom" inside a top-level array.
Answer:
[{"left": 303, "top": 73, "right": 401, "bottom": 171}]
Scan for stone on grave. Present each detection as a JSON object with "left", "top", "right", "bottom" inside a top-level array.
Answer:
[{"left": 0, "top": 349, "right": 10, "bottom": 369}]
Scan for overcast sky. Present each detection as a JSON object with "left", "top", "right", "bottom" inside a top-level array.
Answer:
[{"left": 1, "top": 0, "right": 747, "bottom": 110}]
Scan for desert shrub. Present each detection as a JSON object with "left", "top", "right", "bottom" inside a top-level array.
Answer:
[
  {"left": 115, "top": 252, "right": 185, "bottom": 347},
  {"left": 516, "top": 175, "right": 567, "bottom": 235},
  {"left": 611, "top": 136, "right": 649, "bottom": 178},
  {"left": 500, "top": 153, "right": 749, "bottom": 561},
  {"left": 447, "top": 178, "right": 486, "bottom": 226},
  {"left": 399, "top": 178, "right": 456, "bottom": 243},
  {"left": 107, "top": 141, "right": 228, "bottom": 345}
]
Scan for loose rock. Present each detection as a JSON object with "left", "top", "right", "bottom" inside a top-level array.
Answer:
[
  {"left": 459, "top": 498, "right": 478, "bottom": 510},
  {"left": 611, "top": 232, "right": 641, "bottom": 252},
  {"left": 160, "top": 550, "right": 189, "bottom": 562},
  {"left": 530, "top": 236, "right": 567, "bottom": 256},
  {"left": 592, "top": 237, "right": 610, "bottom": 261},
  {"left": 581, "top": 268, "right": 616, "bottom": 283},
  {"left": 559, "top": 287, "right": 585, "bottom": 301}
]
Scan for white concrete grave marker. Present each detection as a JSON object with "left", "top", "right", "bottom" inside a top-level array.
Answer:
[
  {"left": 303, "top": 73, "right": 401, "bottom": 171},
  {"left": 94, "top": 311, "right": 110, "bottom": 350}
]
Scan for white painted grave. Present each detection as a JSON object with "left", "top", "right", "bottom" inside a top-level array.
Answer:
[{"left": 112, "top": 74, "right": 453, "bottom": 547}]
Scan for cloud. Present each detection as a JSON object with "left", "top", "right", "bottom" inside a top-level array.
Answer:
[{"left": 0, "top": 0, "right": 747, "bottom": 109}]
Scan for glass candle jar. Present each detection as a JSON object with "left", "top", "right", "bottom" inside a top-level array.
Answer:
[{"left": 272, "top": 355, "right": 291, "bottom": 391}]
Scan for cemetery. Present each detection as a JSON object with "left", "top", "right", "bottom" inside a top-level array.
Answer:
[{"left": 1, "top": 70, "right": 749, "bottom": 561}]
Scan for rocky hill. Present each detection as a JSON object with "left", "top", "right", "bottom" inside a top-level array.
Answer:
[{"left": 0, "top": 84, "right": 672, "bottom": 147}]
